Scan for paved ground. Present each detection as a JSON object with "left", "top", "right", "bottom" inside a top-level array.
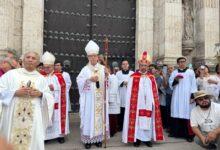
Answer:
[{"left": 45, "top": 113, "right": 204, "bottom": 150}]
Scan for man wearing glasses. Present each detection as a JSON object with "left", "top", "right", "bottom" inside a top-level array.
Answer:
[
  {"left": 169, "top": 57, "right": 197, "bottom": 142},
  {"left": 191, "top": 90, "right": 220, "bottom": 149}
]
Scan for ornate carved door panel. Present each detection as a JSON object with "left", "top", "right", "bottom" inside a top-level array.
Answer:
[{"left": 44, "top": 0, "right": 135, "bottom": 112}]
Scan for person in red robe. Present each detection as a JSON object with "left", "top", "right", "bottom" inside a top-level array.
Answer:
[{"left": 122, "top": 51, "right": 164, "bottom": 147}]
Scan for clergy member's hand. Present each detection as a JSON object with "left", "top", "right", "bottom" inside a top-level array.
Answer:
[
  {"left": 29, "top": 88, "right": 42, "bottom": 98},
  {"left": 15, "top": 87, "right": 31, "bottom": 97},
  {"left": 123, "top": 81, "right": 128, "bottom": 86},
  {"left": 49, "top": 84, "right": 54, "bottom": 91},
  {"left": 90, "top": 76, "right": 99, "bottom": 82}
]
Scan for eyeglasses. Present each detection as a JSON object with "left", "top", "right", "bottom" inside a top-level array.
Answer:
[
  {"left": 178, "top": 61, "right": 186, "bottom": 63},
  {"left": 196, "top": 96, "right": 210, "bottom": 101}
]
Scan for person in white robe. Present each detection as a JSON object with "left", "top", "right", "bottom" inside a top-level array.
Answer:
[
  {"left": 42, "top": 52, "right": 69, "bottom": 143},
  {"left": 77, "top": 40, "right": 109, "bottom": 149},
  {"left": 196, "top": 65, "right": 219, "bottom": 102},
  {"left": 122, "top": 51, "right": 164, "bottom": 147},
  {"left": 116, "top": 60, "right": 133, "bottom": 131},
  {"left": 0, "top": 51, "right": 54, "bottom": 150},
  {"left": 108, "top": 62, "right": 120, "bottom": 137},
  {"left": 54, "top": 60, "right": 72, "bottom": 112},
  {"left": 169, "top": 57, "right": 197, "bottom": 142}
]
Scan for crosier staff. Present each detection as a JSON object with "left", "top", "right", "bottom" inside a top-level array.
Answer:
[{"left": 103, "top": 37, "right": 109, "bottom": 148}]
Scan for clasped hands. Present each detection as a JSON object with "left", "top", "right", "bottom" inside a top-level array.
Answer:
[
  {"left": 15, "top": 87, "right": 42, "bottom": 98},
  {"left": 201, "top": 131, "right": 218, "bottom": 146}
]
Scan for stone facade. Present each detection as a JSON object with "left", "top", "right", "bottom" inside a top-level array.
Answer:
[
  {"left": 0, "top": 0, "right": 43, "bottom": 56},
  {"left": 0, "top": 0, "right": 219, "bottom": 67}
]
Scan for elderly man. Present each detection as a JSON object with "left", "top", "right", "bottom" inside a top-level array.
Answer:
[
  {"left": 0, "top": 57, "right": 15, "bottom": 75},
  {"left": 77, "top": 40, "right": 109, "bottom": 149},
  {"left": 0, "top": 51, "right": 54, "bottom": 150},
  {"left": 42, "top": 52, "right": 69, "bottom": 143},
  {"left": 191, "top": 90, "right": 220, "bottom": 149},
  {"left": 122, "top": 51, "right": 164, "bottom": 147}
]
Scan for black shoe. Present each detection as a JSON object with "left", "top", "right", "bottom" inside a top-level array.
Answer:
[
  {"left": 168, "top": 133, "right": 175, "bottom": 137},
  {"left": 95, "top": 142, "right": 102, "bottom": 147},
  {"left": 84, "top": 143, "right": 91, "bottom": 149},
  {"left": 57, "top": 137, "right": 65, "bottom": 144},
  {"left": 145, "top": 141, "right": 153, "bottom": 147},
  {"left": 208, "top": 144, "right": 217, "bottom": 149},
  {"left": 133, "top": 140, "right": 141, "bottom": 147},
  {"left": 186, "top": 137, "right": 193, "bottom": 142}
]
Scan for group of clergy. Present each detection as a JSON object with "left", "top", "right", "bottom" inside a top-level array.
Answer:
[
  {"left": 0, "top": 51, "right": 71, "bottom": 150},
  {"left": 1, "top": 39, "right": 219, "bottom": 150},
  {"left": 76, "top": 40, "right": 164, "bottom": 149}
]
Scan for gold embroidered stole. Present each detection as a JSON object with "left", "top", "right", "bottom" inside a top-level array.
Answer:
[
  {"left": 10, "top": 99, "right": 34, "bottom": 150},
  {"left": 88, "top": 64, "right": 104, "bottom": 136},
  {"left": 10, "top": 81, "right": 36, "bottom": 150}
]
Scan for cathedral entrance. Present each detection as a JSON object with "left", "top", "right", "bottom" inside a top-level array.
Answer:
[{"left": 43, "top": 0, "right": 136, "bottom": 112}]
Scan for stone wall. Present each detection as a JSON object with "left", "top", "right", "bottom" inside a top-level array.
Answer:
[
  {"left": 0, "top": 0, "right": 219, "bottom": 67},
  {"left": 135, "top": 0, "right": 154, "bottom": 67},
  {"left": 0, "top": 0, "right": 44, "bottom": 56}
]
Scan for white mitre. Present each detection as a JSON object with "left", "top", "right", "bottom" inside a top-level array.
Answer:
[
  {"left": 85, "top": 40, "right": 99, "bottom": 55},
  {"left": 42, "top": 51, "right": 55, "bottom": 65}
]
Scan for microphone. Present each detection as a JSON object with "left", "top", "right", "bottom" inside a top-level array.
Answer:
[
  {"left": 94, "top": 68, "right": 100, "bottom": 89},
  {"left": 26, "top": 80, "right": 31, "bottom": 87},
  {"left": 96, "top": 81, "right": 100, "bottom": 88}
]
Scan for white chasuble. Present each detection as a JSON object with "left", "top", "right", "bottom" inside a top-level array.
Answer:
[
  {"left": 0, "top": 68, "right": 54, "bottom": 150},
  {"left": 77, "top": 63, "right": 109, "bottom": 143}
]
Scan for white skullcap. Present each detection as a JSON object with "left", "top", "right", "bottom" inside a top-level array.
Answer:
[
  {"left": 85, "top": 40, "right": 99, "bottom": 55},
  {"left": 42, "top": 51, "right": 55, "bottom": 65}
]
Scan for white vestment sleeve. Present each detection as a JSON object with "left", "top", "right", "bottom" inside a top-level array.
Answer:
[
  {"left": 39, "top": 78, "right": 54, "bottom": 129},
  {"left": 0, "top": 72, "right": 16, "bottom": 106},
  {"left": 190, "top": 70, "right": 197, "bottom": 93},
  {"left": 64, "top": 72, "right": 72, "bottom": 91},
  {"left": 169, "top": 70, "right": 177, "bottom": 90}
]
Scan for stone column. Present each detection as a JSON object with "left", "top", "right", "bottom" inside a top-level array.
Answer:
[
  {"left": 135, "top": 0, "right": 154, "bottom": 67},
  {"left": 154, "top": 0, "right": 182, "bottom": 65},
  {"left": 0, "top": 0, "right": 15, "bottom": 55},
  {"left": 194, "top": 0, "right": 219, "bottom": 66},
  {"left": 22, "top": 0, "right": 44, "bottom": 55}
]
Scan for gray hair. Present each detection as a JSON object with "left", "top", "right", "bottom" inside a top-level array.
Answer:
[{"left": 23, "top": 51, "right": 40, "bottom": 62}]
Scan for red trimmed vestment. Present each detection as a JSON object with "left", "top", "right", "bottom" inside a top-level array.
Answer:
[
  {"left": 122, "top": 71, "right": 164, "bottom": 143},
  {"left": 43, "top": 72, "right": 69, "bottom": 140}
]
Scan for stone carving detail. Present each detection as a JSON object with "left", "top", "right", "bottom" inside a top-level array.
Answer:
[
  {"left": 182, "top": 0, "right": 194, "bottom": 42},
  {"left": 205, "top": 0, "right": 219, "bottom": 8},
  {"left": 166, "top": 0, "right": 181, "bottom": 3}
]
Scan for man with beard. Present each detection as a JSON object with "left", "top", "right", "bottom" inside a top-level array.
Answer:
[
  {"left": 191, "top": 90, "right": 220, "bottom": 149},
  {"left": 122, "top": 51, "right": 164, "bottom": 147}
]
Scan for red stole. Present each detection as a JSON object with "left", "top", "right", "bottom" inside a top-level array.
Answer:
[
  {"left": 127, "top": 72, "right": 164, "bottom": 142},
  {"left": 54, "top": 72, "right": 67, "bottom": 134}
]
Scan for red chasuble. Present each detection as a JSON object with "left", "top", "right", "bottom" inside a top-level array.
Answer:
[{"left": 127, "top": 72, "right": 164, "bottom": 142}]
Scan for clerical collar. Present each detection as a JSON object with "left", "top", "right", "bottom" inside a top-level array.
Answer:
[
  {"left": 122, "top": 70, "right": 129, "bottom": 74},
  {"left": 178, "top": 68, "right": 187, "bottom": 73}
]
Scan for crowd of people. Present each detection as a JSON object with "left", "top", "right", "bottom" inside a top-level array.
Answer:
[{"left": 0, "top": 40, "right": 220, "bottom": 150}]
